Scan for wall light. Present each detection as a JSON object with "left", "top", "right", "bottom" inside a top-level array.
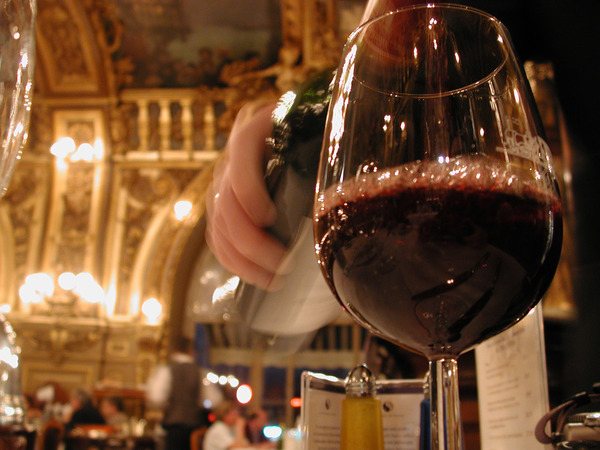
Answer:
[
  {"left": 50, "top": 137, "right": 104, "bottom": 172},
  {"left": 18, "top": 272, "right": 106, "bottom": 316},
  {"left": 236, "top": 384, "right": 253, "bottom": 404},
  {"left": 141, "top": 297, "right": 162, "bottom": 324},
  {"left": 173, "top": 200, "right": 193, "bottom": 221}
]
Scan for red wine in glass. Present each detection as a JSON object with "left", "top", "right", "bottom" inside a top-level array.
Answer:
[{"left": 315, "top": 156, "right": 562, "bottom": 359}]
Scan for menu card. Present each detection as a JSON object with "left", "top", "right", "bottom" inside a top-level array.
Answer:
[
  {"left": 300, "top": 371, "right": 424, "bottom": 450},
  {"left": 475, "top": 305, "right": 552, "bottom": 449}
]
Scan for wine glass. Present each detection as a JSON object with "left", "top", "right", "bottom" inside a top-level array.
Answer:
[
  {"left": 313, "top": 4, "right": 562, "bottom": 449},
  {"left": 1, "top": 0, "right": 36, "bottom": 197},
  {"left": 0, "top": 0, "right": 36, "bottom": 426}
]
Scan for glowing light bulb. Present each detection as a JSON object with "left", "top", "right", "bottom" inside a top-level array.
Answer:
[
  {"left": 141, "top": 298, "right": 162, "bottom": 324},
  {"left": 236, "top": 384, "right": 252, "bottom": 404},
  {"left": 174, "top": 200, "right": 193, "bottom": 220}
]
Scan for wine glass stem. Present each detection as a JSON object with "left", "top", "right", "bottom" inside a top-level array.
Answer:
[{"left": 428, "top": 358, "right": 464, "bottom": 450}]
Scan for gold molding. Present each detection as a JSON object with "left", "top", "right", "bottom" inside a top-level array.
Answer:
[
  {"left": 44, "top": 109, "right": 108, "bottom": 276},
  {"left": 36, "top": 0, "right": 105, "bottom": 95}
]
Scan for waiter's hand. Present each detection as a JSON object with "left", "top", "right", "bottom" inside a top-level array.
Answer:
[{"left": 206, "top": 103, "right": 287, "bottom": 290}]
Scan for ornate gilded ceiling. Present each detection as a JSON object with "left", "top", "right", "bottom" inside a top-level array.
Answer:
[{"left": 113, "top": 0, "right": 282, "bottom": 88}]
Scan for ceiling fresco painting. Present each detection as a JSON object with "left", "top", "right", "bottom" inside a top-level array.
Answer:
[{"left": 113, "top": 0, "right": 282, "bottom": 88}]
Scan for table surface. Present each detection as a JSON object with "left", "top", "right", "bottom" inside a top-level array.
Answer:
[{"left": 65, "top": 432, "right": 158, "bottom": 449}]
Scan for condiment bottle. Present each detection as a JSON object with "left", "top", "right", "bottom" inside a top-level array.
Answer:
[{"left": 340, "top": 364, "right": 384, "bottom": 450}]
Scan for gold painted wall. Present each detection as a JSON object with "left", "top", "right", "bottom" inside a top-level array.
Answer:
[{"left": 2, "top": 0, "right": 351, "bottom": 400}]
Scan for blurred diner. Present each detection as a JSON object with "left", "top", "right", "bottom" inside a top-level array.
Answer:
[
  {"left": 203, "top": 400, "right": 250, "bottom": 450},
  {"left": 245, "top": 406, "right": 276, "bottom": 448},
  {"left": 63, "top": 388, "right": 105, "bottom": 434},
  {"left": 99, "top": 396, "right": 129, "bottom": 431}
]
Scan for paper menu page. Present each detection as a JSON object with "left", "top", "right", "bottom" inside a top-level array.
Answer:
[
  {"left": 475, "top": 305, "right": 552, "bottom": 449},
  {"left": 300, "top": 372, "right": 344, "bottom": 450},
  {"left": 378, "top": 379, "right": 424, "bottom": 449}
]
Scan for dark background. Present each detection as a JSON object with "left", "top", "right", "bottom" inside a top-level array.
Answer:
[{"left": 463, "top": 0, "right": 600, "bottom": 399}]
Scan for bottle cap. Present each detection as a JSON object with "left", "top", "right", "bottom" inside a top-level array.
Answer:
[{"left": 345, "top": 364, "right": 377, "bottom": 397}]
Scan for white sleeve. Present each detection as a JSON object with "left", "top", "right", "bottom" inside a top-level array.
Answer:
[
  {"left": 203, "top": 422, "right": 235, "bottom": 450},
  {"left": 145, "top": 365, "right": 171, "bottom": 408}
]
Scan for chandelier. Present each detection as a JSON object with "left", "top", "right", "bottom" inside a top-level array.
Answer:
[{"left": 19, "top": 272, "right": 107, "bottom": 317}]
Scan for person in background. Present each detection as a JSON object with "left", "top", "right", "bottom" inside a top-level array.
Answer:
[
  {"left": 24, "top": 393, "right": 43, "bottom": 421},
  {"left": 99, "top": 396, "right": 128, "bottom": 430},
  {"left": 245, "top": 406, "right": 276, "bottom": 448},
  {"left": 63, "top": 388, "right": 105, "bottom": 434},
  {"left": 203, "top": 400, "right": 249, "bottom": 450},
  {"left": 146, "top": 336, "right": 206, "bottom": 450}
]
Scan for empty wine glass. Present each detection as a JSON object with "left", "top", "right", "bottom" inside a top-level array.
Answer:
[
  {"left": 0, "top": 0, "right": 35, "bottom": 427},
  {"left": 314, "top": 5, "right": 562, "bottom": 448},
  {"left": 1, "top": 0, "right": 36, "bottom": 197}
]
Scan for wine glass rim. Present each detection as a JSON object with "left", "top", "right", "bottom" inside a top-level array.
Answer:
[
  {"left": 347, "top": 2, "right": 511, "bottom": 98},
  {"left": 356, "top": 2, "right": 504, "bottom": 34}
]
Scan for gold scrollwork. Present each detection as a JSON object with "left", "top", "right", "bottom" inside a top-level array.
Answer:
[{"left": 21, "top": 322, "right": 104, "bottom": 365}]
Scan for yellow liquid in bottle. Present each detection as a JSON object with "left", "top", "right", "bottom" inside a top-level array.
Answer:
[{"left": 340, "top": 396, "right": 384, "bottom": 450}]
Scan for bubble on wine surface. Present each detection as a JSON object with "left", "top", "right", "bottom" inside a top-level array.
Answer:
[{"left": 319, "top": 154, "right": 556, "bottom": 211}]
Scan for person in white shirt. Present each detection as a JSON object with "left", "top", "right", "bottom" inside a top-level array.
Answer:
[
  {"left": 146, "top": 337, "right": 210, "bottom": 450},
  {"left": 203, "top": 400, "right": 249, "bottom": 450}
]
